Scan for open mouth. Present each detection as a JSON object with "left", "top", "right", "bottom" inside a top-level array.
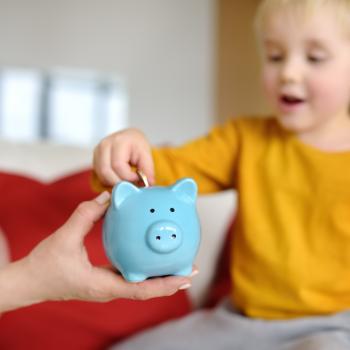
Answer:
[{"left": 280, "top": 95, "right": 305, "bottom": 105}]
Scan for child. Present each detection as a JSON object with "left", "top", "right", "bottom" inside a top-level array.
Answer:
[{"left": 93, "top": 0, "right": 350, "bottom": 348}]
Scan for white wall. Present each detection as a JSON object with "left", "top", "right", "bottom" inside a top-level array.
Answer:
[{"left": 0, "top": 0, "right": 216, "bottom": 144}]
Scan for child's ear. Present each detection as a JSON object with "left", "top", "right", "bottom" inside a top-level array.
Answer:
[
  {"left": 170, "top": 178, "right": 197, "bottom": 203},
  {"left": 112, "top": 182, "right": 140, "bottom": 209}
]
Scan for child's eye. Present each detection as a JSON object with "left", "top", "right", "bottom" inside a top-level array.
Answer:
[
  {"left": 307, "top": 55, "right": 326, "bottom": 64},
  {"left": 266, "top": 55, "right": 284, "bottom": 63}
]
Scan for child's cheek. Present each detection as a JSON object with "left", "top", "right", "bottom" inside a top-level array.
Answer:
[
  {"left": 261, "top": 68, "right": 278, "bottom": 104},
  {"left": 310, "top": 75, "right": 349, "bottom": 112}
]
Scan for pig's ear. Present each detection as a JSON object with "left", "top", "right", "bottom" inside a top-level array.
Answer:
[
  {"left": 112, "top": 181, "right": 140, "bottom": 209},
  {"left": 170, "top": 178, "right": 197, "bottom": 203}
]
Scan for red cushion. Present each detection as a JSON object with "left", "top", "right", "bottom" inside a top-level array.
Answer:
[{"left": 0, "top": 170, "right": 191, "bottom": 350}]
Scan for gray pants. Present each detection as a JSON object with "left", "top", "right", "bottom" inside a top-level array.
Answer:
[{"left": 111, "top": 299, "right": 350, "bottom": 350}]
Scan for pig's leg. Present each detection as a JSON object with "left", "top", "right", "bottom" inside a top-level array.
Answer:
[
  {"left": 174, "top": 266, "right": 192, "bottom": 277},
  {"left": 123, "top": 272, "right": 148, "bottom": 282}
]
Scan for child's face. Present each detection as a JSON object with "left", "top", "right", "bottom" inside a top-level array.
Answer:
[{"left": 259, "top": 6, "right": 350, "bottom": 134}]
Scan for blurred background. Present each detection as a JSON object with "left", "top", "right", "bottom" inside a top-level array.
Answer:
[{"left": 0, "top": 0, "right": 269, "bottom": 147}]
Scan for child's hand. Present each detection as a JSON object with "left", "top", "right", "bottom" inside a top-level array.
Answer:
[
  {"left": 93, "top": 128, "right": 155, "bottom": 187},
  {"left": 22, "top": 192, "right": 193, "bottom": 305}
]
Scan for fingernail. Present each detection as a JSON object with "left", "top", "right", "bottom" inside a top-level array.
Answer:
[
  {"left": 190, "top": 269, "right": 199, "bottom": 277},
  {"left": 178, "top": 283, "right": 191, "bottom": 290},
  {"left": 95, "top": 191, "right": 111, "bottom": 205}
]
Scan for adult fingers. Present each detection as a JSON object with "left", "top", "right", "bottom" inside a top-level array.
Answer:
[
  {"left": 62, "top": 192, "right": 111, "bottom": 242},
  {"left": 89, "top": 265, "right": 198, "bottom": 302},
  {"left": 108, "top": 275, "right": 191, "bottom": 301}
]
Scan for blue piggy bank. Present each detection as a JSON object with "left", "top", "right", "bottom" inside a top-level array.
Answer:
[{"left": 103, "top": 178, "right": 201, "bottom": 282}]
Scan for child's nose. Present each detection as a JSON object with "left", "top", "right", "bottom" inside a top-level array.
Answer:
[{"left": 280, "top": 58, "right": 302, "bottom": 84}]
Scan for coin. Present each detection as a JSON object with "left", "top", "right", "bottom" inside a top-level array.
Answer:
[{"left": 136, "top": 170, "right": 150, "bottom": 187}]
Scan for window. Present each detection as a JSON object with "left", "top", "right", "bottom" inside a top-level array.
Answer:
[{"left": 0, "top": 68, "right": 128, "bottom": 146}]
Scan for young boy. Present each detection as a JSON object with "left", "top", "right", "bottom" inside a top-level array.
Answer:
[{"left": 93, "top": 0, "right": 350, "bottom": 348}]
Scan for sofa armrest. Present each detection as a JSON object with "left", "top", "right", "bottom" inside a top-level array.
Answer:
[{"left": 190, "top": 190, "right": 236, "bottom": 307}]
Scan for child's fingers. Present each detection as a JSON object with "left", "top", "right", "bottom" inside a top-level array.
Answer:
[
  {"left": 93, "top": 144, "right": 120, "bottom": 186},
  {"left": 111, "top": 143, "right": 139, "bottom": 182},
  {"left": 137, "top": 151, "right": 156, "bottom": 186}
]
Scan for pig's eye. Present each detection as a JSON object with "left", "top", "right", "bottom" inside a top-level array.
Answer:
[
  {"left": 150, "top": 208, "right": 155, "bottom": 213},
  {"left": 170, "top": 208, "right": 175, "bottom": 212}
]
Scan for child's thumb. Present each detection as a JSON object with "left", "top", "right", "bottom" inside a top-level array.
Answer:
[{"left": 138, "top": 153, "right": 155, "bottom": 186}]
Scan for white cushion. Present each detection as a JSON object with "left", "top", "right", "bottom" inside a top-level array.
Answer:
[{"left": 0, "top": 139, "right": 92, "bottom": 182}]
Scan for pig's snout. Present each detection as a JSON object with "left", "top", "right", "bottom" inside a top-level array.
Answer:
[{"left": 146, "top": 221, "right": 183, "bottom": 253}]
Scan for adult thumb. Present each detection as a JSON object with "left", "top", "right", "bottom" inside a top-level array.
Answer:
[{"left": 63, "top": 191, "right": 111, "bottom": 241}]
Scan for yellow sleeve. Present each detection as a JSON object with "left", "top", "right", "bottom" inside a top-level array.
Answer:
[
  {"left": 91, "top": 117, "right": 243, "bottom": 194},
  {"left": 91, "top": 172, "right": 113, "bottom": 193},
  {"left": 153, "top": 118, "right": 241, "bottom": 194}
]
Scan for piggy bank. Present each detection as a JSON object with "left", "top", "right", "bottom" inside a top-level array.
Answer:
[{"left": 103, "top": 178, "right": 201, "bottom": 282}]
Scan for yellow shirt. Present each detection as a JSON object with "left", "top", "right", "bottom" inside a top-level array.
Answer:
[
  {"left": 92, "top": 116, "right": 350, "bottom": 319},
  {"left": 151, "top": 116, "right": 350, "bottom": 319}
]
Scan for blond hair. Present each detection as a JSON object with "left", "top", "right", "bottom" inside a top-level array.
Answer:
[{"left": 254, "top": 0, "right": 350, "bottom": 36}]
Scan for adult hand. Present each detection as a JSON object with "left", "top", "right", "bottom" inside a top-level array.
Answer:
[{"left": 0, "top": 192, "right": 196, "bottom": 312}]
